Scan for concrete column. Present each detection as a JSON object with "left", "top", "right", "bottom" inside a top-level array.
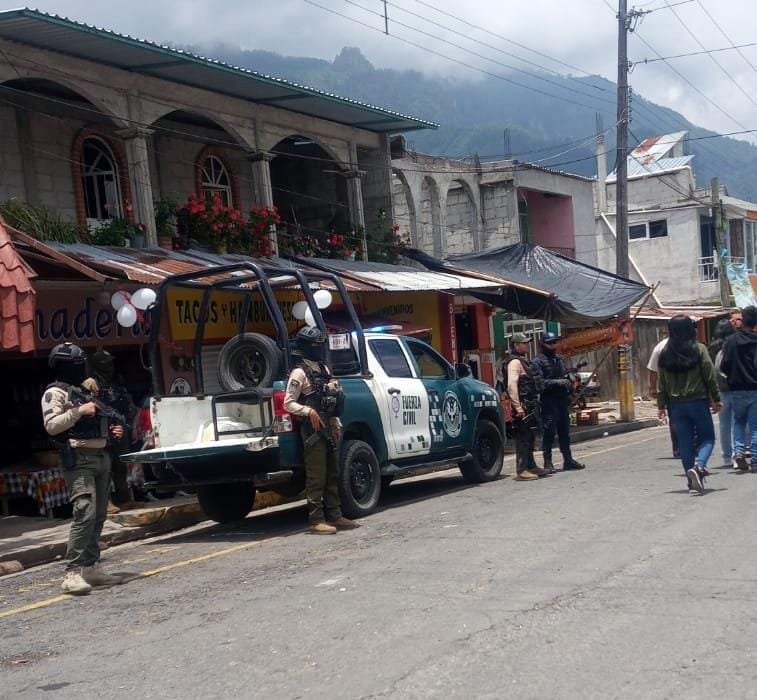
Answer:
[
  {"left": 248, "top": 151, "right": 278, "bottom": 256},
  {"left": 117, "top": 127, "right": 156, "bottom": 247},
  {"left": 342, "top": 170, "right": 367, "bottom": 261}
]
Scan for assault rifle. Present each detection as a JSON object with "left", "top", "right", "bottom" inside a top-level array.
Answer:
[
  {"left": 68, "top": 385, "right": 128, "bottom": 427},
  {"left": 302, "top": 415, "right": 338, "bottom": 452}
]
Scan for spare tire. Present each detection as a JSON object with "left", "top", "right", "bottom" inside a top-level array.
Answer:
[{"left": 217, "top": 333, "right": 282, "bottom": 391}]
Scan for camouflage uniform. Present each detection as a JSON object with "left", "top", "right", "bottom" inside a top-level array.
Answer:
[
  {"left": 42, "top": 385, "right": 110, "bottom": 569},
  {"left": 283, "top": 359, "right": 343, "bottom": 524}
]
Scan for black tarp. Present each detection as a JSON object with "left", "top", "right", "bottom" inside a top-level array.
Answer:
[{"left": 407, "top": 244, "right": 651, "bottom": 327}]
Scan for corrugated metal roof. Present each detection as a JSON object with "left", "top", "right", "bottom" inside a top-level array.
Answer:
[
  {"left": 630, "top": 131, "right": 687, "bottom": 160},
  {"left": 0, "top": 8, "right": 437, "bottom": 134},
  {"left": 296, "top": 257, "right": 503, "bottom": 292},
  {"left": 607, "top": 155, "right": 693, "bottom": 182}
]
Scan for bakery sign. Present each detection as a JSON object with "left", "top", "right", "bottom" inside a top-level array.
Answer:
[{"left": 34, "top": 282, "right": 151, "bottom": 350}]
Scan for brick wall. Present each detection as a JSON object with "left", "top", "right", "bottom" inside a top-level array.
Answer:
[
  {"left": 444, "top": 183, "right": 477, "bottom": 256},
  {"left": 0, "top": 105, "right": 26, "bottom": 202}
]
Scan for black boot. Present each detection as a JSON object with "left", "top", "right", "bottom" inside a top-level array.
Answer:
[
  {"left": 563, "top": 457, "right": 586, "bottom": 471},
  {"left": 543, "top": 456, "right": 556, "bottom": 474}
]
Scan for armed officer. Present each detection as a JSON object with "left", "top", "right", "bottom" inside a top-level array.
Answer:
[
  {"left": 283, "top": 327, "right": 359, "bottom": 535},
  {"left": 531, "top": 332, "right": 586, "bottom": 473},
  {"left": 41, "top": 342, "right": 125, "bottom": 595},
  {"left": 505, "top": 333, "right": 545, "bottom": 481}
]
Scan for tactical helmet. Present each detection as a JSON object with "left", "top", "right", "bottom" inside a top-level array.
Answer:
[
  {"left": 541, "top": 331, "right": 561, "bottom": 344},
  {"left": 48, "top": 342, "right": 87, "bottom": 369},
  {"left": 295, "top": 326, "right": 327, "bottom": 346}
]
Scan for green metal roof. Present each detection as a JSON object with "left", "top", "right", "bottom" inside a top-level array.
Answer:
[{"left": 0, "top": 8, "right": 437, "bottom": 134}]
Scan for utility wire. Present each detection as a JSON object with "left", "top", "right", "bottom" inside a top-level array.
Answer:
[
  {"left": 635, "top": 42, "right": 757, "bottom": 64},
  {"left": 661, "top": 0, "right": 757, "bottom": 109},
  {"left": 695, "top": 0, "right": 757, "bottom": 76}
]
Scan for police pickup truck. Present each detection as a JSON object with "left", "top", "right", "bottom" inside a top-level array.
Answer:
[{"left": 126, "top": 263, "right": 505, "bottom": 523}]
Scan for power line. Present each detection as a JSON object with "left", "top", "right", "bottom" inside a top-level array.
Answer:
[
  {"left": 634, "top": 42, "right": 757, "bottom": 64},
  {"left": 696, "top": 0, "right": 757, "bottom": 76},
  {"left": 303, "top": 0, "right": 613, "bottom": 111},
  {"left": 660, "top": 0, "right": 757, "bottom": 109}
]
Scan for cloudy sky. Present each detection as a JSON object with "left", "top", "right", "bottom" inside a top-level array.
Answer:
[{"left": 18, "top": 0, "right": 757, "bottom": 141}]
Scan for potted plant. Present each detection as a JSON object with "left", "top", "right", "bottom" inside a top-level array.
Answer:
[
  {"left": 89, "top": 218, "right": 145, "bottom": 247},
  {"left": 154, "top": 196, "right": 178, "bottom": 250}
]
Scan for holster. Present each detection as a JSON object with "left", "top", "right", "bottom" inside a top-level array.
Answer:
[{"left": 59, "top": 442, "right": 77, "bottom": 470}]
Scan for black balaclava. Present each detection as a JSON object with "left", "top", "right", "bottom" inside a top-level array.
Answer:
[
  {"left": 91, "top": 351, "right": 115, "bottom": 382},
  {"left": 55, "top": 358, "right": 87, "bottom": 386}
]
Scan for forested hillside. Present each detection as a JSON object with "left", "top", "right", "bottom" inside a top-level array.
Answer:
[{"left": 196, "top": 43, "right": 757, "bottom": 200}]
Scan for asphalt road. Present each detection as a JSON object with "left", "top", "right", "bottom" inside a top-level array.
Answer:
[{"left": 2, "top": 425, "right": 757, "bottom": 699}]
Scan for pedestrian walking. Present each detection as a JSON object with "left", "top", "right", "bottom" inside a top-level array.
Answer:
[
  {"left": 532, "top": 332, "right": 585, "bottom": 473},
  {"left": 647, "top": 335, "right": 682, "bottom": 459},
  {"left": 720, "top": 305, "right": 757, "bottom": 473},
  {"left": 504, "top": 333, "right": 544, "bottom": 481},
  {"left": 656, "top": 316, "right": 721, "bottom": 495},
  {"left": 42, "top": 343, "right": 126, "bottom": 595},
  {"left": 708, "top": 319, "right": 737, "bottom": 468},
  {"left": 283, "top": 327, "right": 359, "bottom": 534}
]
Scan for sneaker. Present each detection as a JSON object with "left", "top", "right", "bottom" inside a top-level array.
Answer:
[
  {"left": 61, "top": 569, "right": 92, "bottom": 596},
  {"left": 327, "top": 516, "right": 360, "bottom": 530},
  {"left": 563, "top": 459, "right": 586, "bottom": 471},
  {"left": 82, "top": 563, "right": 123, "bottom": 587},
  {"left": 310, "top": 522, "right": 337, "bottom": 535},
  {"left": 515, "top": 470, "right": 539, "bottom": 481},
  {"left": 734, "top": 454, "right": 748, "bottom": 471},
  {"left": 687, "top": 468, "right": 704, "bottom": 495}
]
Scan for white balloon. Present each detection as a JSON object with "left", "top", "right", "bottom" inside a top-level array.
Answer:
[
  {"left": 292, "top": 300, "right": 308, "bottom": 320},
  {"left": 111, "top": 291, "right": 130, "bottom": 310},
  {"left": 313, "top": 289, "right": 333, "bottom": 310},
  {"left": 131, "top": 287, "right": 157, "bottom": 311},
  {"left": 116, "top": 303, "right": 138, "bottom": 328},
  {"left": 304, "top": 308, "right": 316, "bottom": 327}
]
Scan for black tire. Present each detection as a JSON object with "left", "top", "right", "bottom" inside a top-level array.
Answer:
[
  {"left": 196, "top": 483, "right": 256, "bottom": 523},
  {"left": 217, "top": 333, "right": 282, "bottom": 392},
  {"left": 338, "top": 440, "right": 381, "bottom": 518},
  {"left": 459, "top": 419, "right": 505, "bottom": 484}
]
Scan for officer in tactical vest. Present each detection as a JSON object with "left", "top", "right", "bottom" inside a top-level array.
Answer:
[
  {"left": 505, "top": 333, "right": 545, "bottom": 481},
  {"left": 283, "top": 327, "right": 359, "bottom": 535},
  {"left": 41, "top": 342, "right": 125, "bottom": 595},
  {"left": 531, "top": 332, "right": 586, "bottom": 473}
]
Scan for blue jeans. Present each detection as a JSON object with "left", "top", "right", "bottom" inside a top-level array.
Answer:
[
  {"left": 719, "top": 391, "right": 733, "bottom": 460},
  {"left": 668, "top": 398, "right": 715, "bottom": 471},
  {"left": 730, "top": 390, "right": 757, "bottom": 463}
]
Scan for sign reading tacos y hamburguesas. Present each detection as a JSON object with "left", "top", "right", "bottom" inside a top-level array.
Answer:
[{"left": 165, "top": 288, "right": 302, "bottom": 342}]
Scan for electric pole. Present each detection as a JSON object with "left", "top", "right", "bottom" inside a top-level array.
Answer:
[
  {"left": 616, "top": 0, "right": 630, "bottom": 279},
  {"left": 712, "top": 177, "right": 729, "bottom": 307}
]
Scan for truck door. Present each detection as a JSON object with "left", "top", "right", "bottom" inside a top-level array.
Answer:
[
  {"left": 403, "top": 338, "right": 466, "bottom": 455},
  {"left": 367, "top": 337, "right": 431, "bottom": 459}
]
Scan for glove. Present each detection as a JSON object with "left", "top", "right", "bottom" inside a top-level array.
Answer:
[{"left": 552, "top": 378, "right": 571, "bottom": 389}]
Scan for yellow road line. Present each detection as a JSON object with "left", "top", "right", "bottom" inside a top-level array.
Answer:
[{"left": 0, "top": 534, "right": 288, "bottom": 620}]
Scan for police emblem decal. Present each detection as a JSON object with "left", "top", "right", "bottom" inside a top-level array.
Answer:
[
  {"left": 442, "top": 391, "right": 463, "bottom": 437},
  {"left": 391, "top": 394, "right": 401, "bottom": 416}
]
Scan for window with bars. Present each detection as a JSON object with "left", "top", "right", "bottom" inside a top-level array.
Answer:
[
  {"left": 200, "top": 155, "right": 233, "bottom": 206},
  {"left": 81, "top": 137, "right": 122, "bottom": 222}
]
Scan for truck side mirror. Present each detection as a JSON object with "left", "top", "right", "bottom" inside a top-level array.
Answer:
[{"left": 455, "top": 362, "right": 471, "bottom": 379}]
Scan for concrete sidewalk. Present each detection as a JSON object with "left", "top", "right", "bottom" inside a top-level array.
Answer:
[{"left": 0, "top": 400, "right": 659, "bottom": 576}]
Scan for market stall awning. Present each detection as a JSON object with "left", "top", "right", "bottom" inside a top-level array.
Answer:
[
  {"left": 292, "top": 257, "right": 505, "bottom": 293},
  {"left": 0, "top": 223, "right": 36, "bottom": 352},
  {"left": 407, "top": 244, "right": 651, "bottom": 327}
]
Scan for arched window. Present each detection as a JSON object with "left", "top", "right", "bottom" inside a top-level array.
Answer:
[
  {"left": 200, "top": 155, "right": 233, "bottom": 206},
  {"left": 81, "top": 137, "right": 122, "bottom": 221}
]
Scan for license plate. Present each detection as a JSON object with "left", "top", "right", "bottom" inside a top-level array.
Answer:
[{"left": 329, "top": 333, "right": 350, "bottom": 351}]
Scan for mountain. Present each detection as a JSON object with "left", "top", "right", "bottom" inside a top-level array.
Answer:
[{"left": 197, "top": 43, "right": 757, "bottom": 201}]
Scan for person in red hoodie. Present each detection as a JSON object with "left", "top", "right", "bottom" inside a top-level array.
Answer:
[{"left": 721, "top": 305, "right": 757, "bottom": 472}]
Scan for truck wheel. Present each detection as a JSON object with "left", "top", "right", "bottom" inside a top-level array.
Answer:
[
  {"left": 339, "top": 440, "right": 381, "bottom": 518},
  {"left": 217, "top": 333, "right": 282, "bottom": 392},
  {"left": 197, "top": 483, "right": 256, "bottom": 523},
  {"left": 459, "top": 419, "right": 504, "bottom": 484}
]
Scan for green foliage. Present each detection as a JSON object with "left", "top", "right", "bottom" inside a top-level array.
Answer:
[
  {"left": 89, "top": 218, "right": 144, "bottom": 247},
  {"left": 154, "top": 196, "right": 179, "bottom": 239},
  {"left": 0, "top": 198, "right": 83, "bottom": 243}
]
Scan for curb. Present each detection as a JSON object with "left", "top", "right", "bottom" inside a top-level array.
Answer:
[{"left": 2, "top": 421, "right": 660, "bottom": 575}]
